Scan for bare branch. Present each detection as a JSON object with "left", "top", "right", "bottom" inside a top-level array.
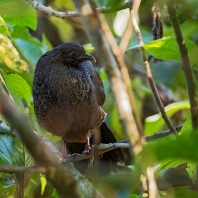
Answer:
[
  {"left": 167, "top": 3, "right": 198, "bottom": 129},
  {"left": 119, "top": 20, "right": 133, "bottom": 54},
  {"left": 98, "top": 9, "right": 143, "bottom": 136},
  {"left": 130, "top": 1, "right": 176, "bottom": 133},
  {"left": 145, "top": 125, "right": 181, "bottom": 141},
  {"left": 147, "top": 167, "right": 160, "bottom": 198},
  {"left": 27, "top": 0, "right": 133, "bottom": 19}
]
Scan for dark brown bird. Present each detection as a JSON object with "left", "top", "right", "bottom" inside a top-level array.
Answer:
[{"left": 33, "top": 42, "right": 124, "bottom": 175}]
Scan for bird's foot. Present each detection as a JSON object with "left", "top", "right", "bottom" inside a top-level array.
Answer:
[
  {"left": 71, "top": 148, "right": 91, "bottom": 158},
  {"left": 82, "top": 137, "right": 91, "bottom": 155},
  {"left": 71, "top": 153, "right": 82, "bottom": 157},
  {"left": 59, "top": 154, "right": 71, "bottom": 162},
  {"left": 82, "top": 148, "right": 91, "bottom": 155}
]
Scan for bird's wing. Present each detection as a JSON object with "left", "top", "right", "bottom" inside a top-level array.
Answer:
[{"left": 80, "top": 61, "right": 106, "bottom": 106}]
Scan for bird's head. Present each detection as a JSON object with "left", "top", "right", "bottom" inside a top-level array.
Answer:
[{"left": 57, "top": 42, "right": 96, "bottom": 65}]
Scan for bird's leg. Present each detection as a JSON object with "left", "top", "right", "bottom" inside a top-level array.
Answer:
[
  {"left": 59, "top": 140, "right": 70, "bottom": 162},
  {"left": 82, "top": 137, "right": 91, "bottom": 155}
]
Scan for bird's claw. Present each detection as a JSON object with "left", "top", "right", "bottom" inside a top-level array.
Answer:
[
  {"left": 82, "top": 149, "right": 91, "bottom": 155},
  {"left": 71, "top": 153, "right": 82, "bottom": 157},
  {"left": 58, "top": 154, "right": 71, "bottom": 162}
]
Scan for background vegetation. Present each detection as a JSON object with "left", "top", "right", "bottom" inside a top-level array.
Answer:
[{"left": 0, "top": 0, "right": 198, "bottom": 197}]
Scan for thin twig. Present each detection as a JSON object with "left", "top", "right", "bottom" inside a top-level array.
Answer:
[
  {"left": 0, "top": 165, "right": 46, "bottom": 174},
  {"left": 147, "top": 167, "right": 160, "bottom": 198},
  {"left": 97, "top": 9, "right": 143, "bottom": 136},
  {"left": 119, "top": 20, "right": 133, "bottom": 54},
  {"left": 0, "top": 71, "right": 14, "bottom": 102},
  {"left": 28, "top": 0, "right": 133, "bottom": 19},
  {"left": 130, "top": 1, "right": 176, "bottom": 133},
  {"left": 145, "top": 125, "right": 181, "bottom": 141},
  {"left": 167, "top": 3, "right": 198, "bottom": 129}
]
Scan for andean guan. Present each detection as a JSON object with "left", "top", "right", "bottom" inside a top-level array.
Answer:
[{"left": 33, "top": 42, "right": 124, "bottom": 176}]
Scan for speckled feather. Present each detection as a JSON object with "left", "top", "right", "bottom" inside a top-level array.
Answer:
[{"left": 33, "top": 42, "right": 106, "bottom": 142}]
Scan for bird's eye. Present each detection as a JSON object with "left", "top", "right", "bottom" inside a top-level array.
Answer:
[{"left": 69, "top": 52, "right": 77, "bottom": 57}]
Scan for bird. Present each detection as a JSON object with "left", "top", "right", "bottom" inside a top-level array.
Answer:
[{"left": 33, "top": 42, "right": 124, "bottom": 176}]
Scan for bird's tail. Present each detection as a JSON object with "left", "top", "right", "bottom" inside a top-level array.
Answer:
[{"left": 99, "top": 122, "right": 125, "bottom": 164}]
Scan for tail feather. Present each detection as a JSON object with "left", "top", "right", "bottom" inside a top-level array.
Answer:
[{"left": 100, "top": 122, "right": 125, "bottom": 164}]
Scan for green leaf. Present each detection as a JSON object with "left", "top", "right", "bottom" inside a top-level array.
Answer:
[
  {"left": 83, "top": 43, "right": 95, "bottom": 54},
  {"left": 0, "top": 134, "right": 33, "bottom": 167},
  {"left": 12, "top": 138, "right": 34, "bottom": 167},
  {"left": 143, "top": 36, "right": 180, "bottom": 60},
  {"left": 0, "top": 135, "right": 14, "bottom": 165},
  {"left": 0, "top": 183, "right": 16, "bottom": 198},
  {"left": 161, "top": 186, "right": 198, "bottom": 198},
  {"left": 14, "top": 38, "right": 47, "bottom": 65},
  {"left": 10, "top": 26, "right": 41, "bottom": 46},
  {"left": 2, "top": 71, "right": 31, "bottom": 108},
  {"left": 186, "top": 161, "right": 196, "bottom": 185},
  {"left": 0, "top": 0, "right": 37, "bottom": 29},
  {"left": 40, "top": 174, "right": 47, "bottom": 195},
  {"left": 154, "top": 159, "right": 187, "bottom": 176},
  {"left": 180, "top": 118, "right": 192, "bottom": 134},
  {"left": 145, "top": 101, "right": 190, "bottom": 135},
  {"left": 185, "top": 38, "right": 198, "bottom": 70},
  {"left": 143, "top": 36, "right": 198, "bottom": 70},
  {"left": 138, "top": 127, "right": 198, "bottom": 172},
  {"left": 0, "top": 16, "right": 8, "bottom": 35}
]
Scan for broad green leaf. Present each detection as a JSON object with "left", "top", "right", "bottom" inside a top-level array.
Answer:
[
  {"left": 12, "top": 137, "right": 34, "bottom": 167},
  {"left": 143, "top": 36, "right": 198, "bottom": 70},
  {"left": 0, "top": 183, "right": 16, "bottom": 198},
  {"left": 154, "top": 159, "right": 187, "bottom": 176},
  {"left": 0, "top": 16, "right": 8, "bottom": 35},
  {"left": 10, "top": 26, "right": 41, "bottom": 46},
  {"left": 180, "top": 118, "right": 192, "bottom": 134},
  {"left": 186, "top": 161, "right": 196, "bottom": 185},
  {"left": 2, "top": 72, "right": 31, "bottom": 108},
  {"left": 185, "top": 38, "right": 198, "bottom": 70},
  {"left": 83, "top": 43, "right": 95, "bottom": 54},
  {"left": 145, "top": 101, "right": 190, "bottom": 135},
  {"left": 0, "top": 135, "right": 14, "bottom": 165},
  {"left": 138, "top": 127, "right": 198, "bottom": 172},
  {"left": 14, "top": 38, "right": 47, "bottom": 65},
  {"left": 0, "top": 134, "right": 33, "bottom": 166},
  {"left": 143, "top": 36, "right": 180, "bottom": 60},
  {"left": 0, "top": 0, "right": 37, "bottom": 29}
]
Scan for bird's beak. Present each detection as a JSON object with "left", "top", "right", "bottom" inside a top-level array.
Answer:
[{"left": 78, "top": 53, "right": 96, "bottom": 63}]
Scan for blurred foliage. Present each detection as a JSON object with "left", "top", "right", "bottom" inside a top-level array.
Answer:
[{"left": 0, "top": 0, "right": 197, "bottom": 197}]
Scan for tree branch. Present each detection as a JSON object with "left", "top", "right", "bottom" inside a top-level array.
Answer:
[
  {"left": 27, "top": 0, "right": 133, "bottom": 19},
  {"left": 167, "top": 3, "right": 198, "bottom": 129},
  {"left": 0, "top": 165, "right": 46, "bottom": 174},
  {"left": 0, "top": 90, "right": 105, "bottom": 198}
]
